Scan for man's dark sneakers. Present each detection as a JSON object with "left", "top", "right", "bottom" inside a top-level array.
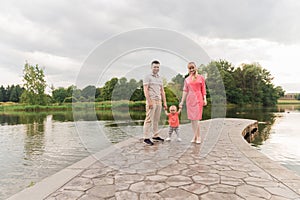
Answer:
[
  {"left": 144, "top": 139, "right": 154, "bottom": 145},
  {"left": 152, "top": 137, "right": 164, "bottom": 142}
]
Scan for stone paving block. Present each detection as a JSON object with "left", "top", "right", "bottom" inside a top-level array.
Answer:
[
  {"left": 236, "top": 184, "right": 272, "bottom": 199},
  {"left": 248, "top": 170, "right": 274, "bottom": 180},
  {"left": 159, "top": 187, "right": 199, "bottom": 200},
  {"left": 115, "top": 182, "right": 130, "bottom": 190},
  {"left": 86, "top": 185, "right": 116, "bottom": 198},
  {"left": 220, "top": 176, "right": 244, "bottom": 186},
  {"left": 115, "top": 191, "right": 138, "bottom": 200},
  {"left": 139, "top": 193, "right": 164, "bottom": 200},
  {"left": 129, "top": 181, "right": 169, "bottom": 193},
  {"left": 165, "top": 175, "right": 193, "bottom": 187},
  {"left": 80, "top": 168, "right": 113, "bottom": 179},
  {"left": 78, "top": 194, "right": 105, "bottom": 200},
  {"left": 210, "top": 183, "right": 236, "bottom": 193},
  {"left": 51, "top": 190, "right": 85, "bottom": 200},
  {"left": 157, "top": 168, "right": 181, "bottom": 176},
  {"left": 269, "top": 195, "right": 294, "bottom": 200},
  {"left": 218, "top": 170, "right": 248, "bottom": 179},
  {"left": 201, "top": 192, "right": 244, "bottom": 200},
  {"left": 62, "top": 177, "right": 94, "bottom": 191},
  {"left": 211, "top": 164, "right": 231, "bottom": 171},
  {"left": 145, "top": 175, "right": 168, "bottom": 182},
  {"left": 180, "top": 183, "right": 209, "bottom": 195},
  {"left": 282, "top": 179, "right": 300, "bottom": 194},
  {"left": 114, "top": 174, "right": 144, "bottom": 184},
  {"left": 192, "top": 173, "right": 220, "bottom": 185},
  {"left": 246, "top": 180, "right": 280, "bottom": 188},
  {"left": 265, "top": 185, "right": 300, "bottom": 199},
  {"left": 180, "top": 168, "right": 199, "bottom": 177},
  {"left": 92, "top": 176, "right": 114, "bottom": 185}
]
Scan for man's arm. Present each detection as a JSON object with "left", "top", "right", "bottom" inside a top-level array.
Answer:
[
  {"left": 143, "top": 84, "right": 153, "bottom": 109},
  {"left": 160, "top": 86, "right": 167, "bottom": 110}
]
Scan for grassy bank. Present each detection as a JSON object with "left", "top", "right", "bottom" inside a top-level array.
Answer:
[
  {"left": 4, "top": 99, "right": 298, "bottom": 112},
  {"left": 0, "top": 101, "right": 147, "bottom": 112},
  {"left": 0, "top": 103, "right": 73, "bottom": 112},
  {"left": 277, "top": 99, "right": 300, "bottom": 104}
]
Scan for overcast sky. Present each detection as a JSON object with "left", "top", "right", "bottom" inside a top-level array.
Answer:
[{"left": 1, "top": 0, "right": 300, "bottom": 93}]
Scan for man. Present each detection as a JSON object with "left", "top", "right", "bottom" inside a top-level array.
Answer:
[{"left": 143, "top": 60, "right": 167, "bottom": 145}]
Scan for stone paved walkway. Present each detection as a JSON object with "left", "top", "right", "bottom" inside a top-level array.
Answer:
[{"left": 8, "top": 118, "right": 300, "bottom": 200}]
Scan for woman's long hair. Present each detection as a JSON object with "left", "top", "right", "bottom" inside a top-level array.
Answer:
[{"left": 188, "top": 62, "right": 198, "bottom": 81}]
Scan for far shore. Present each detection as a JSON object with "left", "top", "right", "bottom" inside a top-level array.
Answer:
[{"left": 1, "top": 99, "right": 300, "bottom": 112}]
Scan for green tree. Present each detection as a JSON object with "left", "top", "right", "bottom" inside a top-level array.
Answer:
[
  {"left": 100, "top": 77, "right": 118, "bottom": 101},
  {"left": 82, "top": 85, "right": 96, "bottom": 101},
  {"left": 206, "top": 60, "right": 242, "bottom": 104},
  {"left": 164, "top": 87, "right": 179, "bottom": 105},
  {"left": 52, "top": 87, "right": 69, "bottom": 104},
  {"left": 199, "top": 60, "right": 280, "bottom": 106},
  {"left": 0, "top": 85, "right": 5, "bottom": 102},
  {"left": 200, "top": 61, "right": 226, "bottom": 104},
  {"left": 20, "top": 62, "right": 48, "bottom": 105},
  {"left": 167, "top": 74, "right": 185, "bottom": 101},
  {"left": 9, "top": 85, "right": 24, "bottom": 102},
  {"left": 275, "top": 86, "right": 285, "bottom": 98},
  {"left": 232, "top": 62, "right": 280, "bottom": 106},
  {"left": 112, "top": 77, "right": 129, "bottom": 100},
  {"left": 67, "top": 85, "right": 81, "bottom": 102},
  {"left": 130, "top": 80, "right": 144, "bottom": 101},
  {"left": 95, "top": 87, "right": 101, "bottom": 100}
]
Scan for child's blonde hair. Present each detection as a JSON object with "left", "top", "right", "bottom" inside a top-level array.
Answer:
[{"left": 169, "top": 105, "right": 177, "bottom": 112}]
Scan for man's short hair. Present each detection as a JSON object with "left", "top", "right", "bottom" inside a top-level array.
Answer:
[{"left": 151, "top": 60, "right": 160, "bottom": 65}]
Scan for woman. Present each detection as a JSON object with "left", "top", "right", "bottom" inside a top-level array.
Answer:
[{"left": 179, "top": 62, "right": 207, "bottom": 144}]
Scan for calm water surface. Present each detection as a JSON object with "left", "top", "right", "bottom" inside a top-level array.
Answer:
[
  {"left": 257, "top": 109, "right": 300, "bottom": 174},
  {"left": 0, "top": 105, "right": 299, "bottom": 199}
]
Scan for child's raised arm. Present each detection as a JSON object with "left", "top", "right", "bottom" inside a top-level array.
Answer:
[
  {"left": 177, "top": 107, "right": 182, "bottom": 114},
  {"left": 164, "top": 110, "right": 169, "bottom": 116}
]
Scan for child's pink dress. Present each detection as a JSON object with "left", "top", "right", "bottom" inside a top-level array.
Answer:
[{"left": 183, "top": 75, "right": 206, "bottom": 120}]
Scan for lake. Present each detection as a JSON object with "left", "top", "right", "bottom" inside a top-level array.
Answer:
[
  {"left": 0, "top": 104, "right": 299, "bottom": 199},
  {"left": 255, "top": 105, "right": 300, "bottom": 174}
]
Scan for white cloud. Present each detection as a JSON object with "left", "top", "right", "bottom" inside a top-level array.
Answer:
[{"left": 194, "top": 36, "right": 300, "bottom": 92}]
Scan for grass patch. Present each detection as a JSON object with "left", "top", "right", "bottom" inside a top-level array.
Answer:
[
  {"left": 1, "top": 104, "right": 73, "bottom": 112},
  {"left": 277, "top": 99, "right": 300, "bottom": 104},
  {"left": 0, "top": 101, "right": 147, "bottom": 112}
]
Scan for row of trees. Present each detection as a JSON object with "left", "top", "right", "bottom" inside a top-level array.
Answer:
[
  {"left": 1, "top": 60, "right": 286, "bottom": 106},
  {"left": 201, "top": 60, "right": 285, "bottom": 106},
  {"left": 0, "top": 85, "right": 24, "bottom": 102}
]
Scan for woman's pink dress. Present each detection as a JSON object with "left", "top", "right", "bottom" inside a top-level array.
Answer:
[{"left": 183, "top": 75, "right": 206, "bottom": 120}]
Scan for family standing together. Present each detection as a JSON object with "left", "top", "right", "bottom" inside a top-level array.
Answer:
[{"left": 143, "top": 60, "right": 207, "bottom": 146}]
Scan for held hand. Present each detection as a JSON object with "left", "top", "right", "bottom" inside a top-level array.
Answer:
[
  {"left": 204, "top": 99, "right": 207, "bottom": 106},
  {"left": 179, "top": 102, "right": 183, "bottom": 109},
  {"left": 148, "top": 101, "right": 153, "bottom": 109},
  {"left": 164, "top": 104, "right": 168, "bottom": 110}
]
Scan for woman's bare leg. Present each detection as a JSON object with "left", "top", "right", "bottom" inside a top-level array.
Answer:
[
  {"left": 191, "top": 120, "right": 197, "bottom": 142},
  {"left": 191, "top": 120, "right": 201, "bottom": 143}
]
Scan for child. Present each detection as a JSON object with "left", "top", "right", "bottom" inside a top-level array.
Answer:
[{"left": 164, "top": 105, "right": 182, "bottom": 141}]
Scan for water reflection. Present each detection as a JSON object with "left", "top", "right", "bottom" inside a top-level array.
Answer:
[{"left": 24, "top": 121, "right": 45, "bottom": 158}]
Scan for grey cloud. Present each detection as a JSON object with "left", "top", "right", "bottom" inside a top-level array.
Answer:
[
  {"left": 1, "top": 0, "right": 299, "bottom": 91},
  {"left": 2, "top": 0, "right": 300, "bottom": 60}
]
